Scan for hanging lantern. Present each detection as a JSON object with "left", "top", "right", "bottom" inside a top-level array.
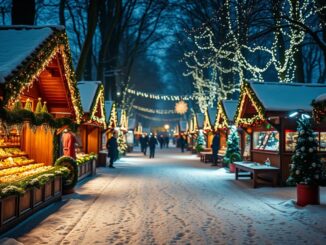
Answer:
[{"left": 175, "top": 100, "right": 188, "bottom": 114}]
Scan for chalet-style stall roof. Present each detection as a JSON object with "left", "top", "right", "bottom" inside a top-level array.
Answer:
[
  {"left": 0, "top": 25, "right": 83, "bottom": 122},
  {"left": 235, "top": 81, "right": 326, "bottom": 127},
  {"left": 215, "top": 100, "right": 238, "bottom": 130},
  {"left": 105, "top": 100, "right": 117, "bottom": 130},
  {"left": 77, "top": 81, "right": 106, "bottom": 127},
  {"left": 203, "top": 107, "right": 217, "bottom": 131}
]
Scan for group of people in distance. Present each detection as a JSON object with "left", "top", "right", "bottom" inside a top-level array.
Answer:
[{"left": 140, "top": 133, "right": 166, "bottom": 158}]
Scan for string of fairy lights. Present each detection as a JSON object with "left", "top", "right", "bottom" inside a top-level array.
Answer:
[
  {"left": 126, "top": 88, "right": 193, "bottom": 101},
  {"left": 132, "top": 104, "right": 177, "bottom": 114}
]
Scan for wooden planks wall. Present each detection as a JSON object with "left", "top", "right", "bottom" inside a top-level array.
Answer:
[{"left": 22, "top": 125, "right": 54, "bottom": 165}]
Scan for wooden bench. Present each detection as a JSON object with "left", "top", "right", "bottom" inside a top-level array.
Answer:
[
  {"left": 233, "top": 161, "right": 280, "bottom": 188},
  {"left": 200, "top": 152, "right": 213, "bottom": 163}
]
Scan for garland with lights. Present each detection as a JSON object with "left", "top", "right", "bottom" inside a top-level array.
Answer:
[
  {"left": 234, "top": 82, "right": 266, "bottom": 127},
  {"left": 126, "top": 88, "right": 193, "bottom": 101},
  {"left": 2, "top": 26, "right": 83, "bottom": 123},
  {"left": 107, "top": 103, "right": 118, "bottom": 129},
  {"left": 88, "top": 84, "right": 106, "bottom": 127},
  {"left": 214, "top": 101, "right": 229, "bottom": 130},
  {"left": 119, "top": 109, "right": 128, "bottom": 130},
  {"left": 203, "top": 109, "right": 213, "bottom": 131},
  {"left": 132, "top": 104, "right": 176, "bottom": 114}
]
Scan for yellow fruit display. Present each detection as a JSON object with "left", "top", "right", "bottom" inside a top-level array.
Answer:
[
  {"left": 0, "top": 165, "right": 53, "bottom": 183},
  {"left": 0, "top": 147, "right": 26, "bottom": 158}
]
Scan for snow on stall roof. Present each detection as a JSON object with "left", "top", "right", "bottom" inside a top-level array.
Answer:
[
  {"left": 250, "top": 82, "right": 326, "bottom": 112},
  {"left": 179, "top": 120, "right": 188, "bottom": 132},
  {"left": 128, "top": 118, "right": 136, "bottom": 130},
  {"left": 196, "top": 113, "right": 205, "bottom": 129},
  {"left": 315, "top": 93, "right": 326, "bottom": 103},
  {"left": 104, "top": 101, "right": 114, "bottom": 122},
  {"left": 0, "top": 27, "right": 54, "bottom": 83},
  {"left": 222, "top": 100, "right": 238, "bottom": 122},
  {"left": 77, "top": 81, "right": 101, "bottom": 113},
  {"left": 207, "top": 107, "right": 217, "bottom": 125}
]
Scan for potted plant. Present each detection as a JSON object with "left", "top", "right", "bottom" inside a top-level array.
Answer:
[
  {"left": 287, "top": 116, "right": 324, "bottom": 206},
  {"left": 223, "top": 126, "right": 241, "bottom": 172}
]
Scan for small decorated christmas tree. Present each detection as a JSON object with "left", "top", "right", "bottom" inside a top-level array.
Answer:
[
  {"left": 24, "top": 99, "right": 32, "bottom": 111},
  {"left": 35, "top": 98, "right": 42, "bottom": 114},
  {"left": 117, "top": 131, "right": 128, "bottom": 155},
  {"left": 41, "top": 101, "right": 48, "bottom": 113},
  {"left": 287, "top": 117, "right": 323, "bottom": 185},
  {"left": 224, "top": 126, "right": 241, "bottom": 161},
  {"left": 195, "top": 130, "right": 206, "bottom": 152}
]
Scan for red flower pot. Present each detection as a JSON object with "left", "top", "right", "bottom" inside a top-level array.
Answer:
[
  {"left": 229, "top": 163, "right": 235, "bottom": 173},
  {"left": 296, "top": 184, "right": 320, "bottom": 207}
]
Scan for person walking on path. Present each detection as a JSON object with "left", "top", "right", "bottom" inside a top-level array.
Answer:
[
  {"left": 179, "top": 135, "right": 186, "bottom": 153},
  {"left": 140, "top": 134, "right": 145, "bottom": 153},
  {"left": 149, "top": 134, "right": 158, "bottom": 158},
  {"left": 106, "top": 131, "right": 119, "bottom": 168},
  {"left": 164, "top": 135, "right": 170, "bottom": 148},
  {"left": 159, "top": 135, "right": 164, "bottom": 149},
  {"left": 211, "top": 132, "right": 220, "bottom": 166},
  {"left": 143, "top": 134, "right": 149, "bottom": 155}
]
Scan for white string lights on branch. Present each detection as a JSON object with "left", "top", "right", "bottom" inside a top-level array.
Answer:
[
  {"left": 181, "top": 0, "right": 318, "bottom": 112},
  {"left": 132, "top": 104, "right": 176, "bottom": 114},
  {"left": 126, "top": 88, "right": 193, "bottom": 101}
]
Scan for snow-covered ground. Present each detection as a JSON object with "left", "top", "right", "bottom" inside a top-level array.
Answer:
[{"left": 1, "top": 148, "right": 326, "bottom": 245}]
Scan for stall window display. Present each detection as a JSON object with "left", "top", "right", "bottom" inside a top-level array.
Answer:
[
  {"left": 285, "top": 131, "right": 326, "bottom": 152},
  {"left": 253, "top": 131, "right": 279, "bottom": 151},
  {"left": 285, "top": 131, "right": 298, "bottom": 152}
]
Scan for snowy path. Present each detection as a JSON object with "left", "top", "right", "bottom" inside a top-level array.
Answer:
[{"left": 2, "top": 148, "right": 326, "bottom": 245}]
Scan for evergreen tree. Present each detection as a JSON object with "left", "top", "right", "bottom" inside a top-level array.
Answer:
[
  {"left": 287, "top": 118, "right": 323, "bottom": 185},
  {"left": 117, "top": 130, "right": 128, "bottom": 155},
  {"left": 224, "top": 126, "right": 241, "bottom": 161},
  {"left": 41, "top": 101, "right": 48, "bottom": 113},
  {"left": 35, "top": 98, "right": 42, "bottom": 113},
  {"left": 24, "top": 99, "right": 32, "bottom": 111},
  {"left": 195, "top": 130, "right": 206, "bottom": 152}
]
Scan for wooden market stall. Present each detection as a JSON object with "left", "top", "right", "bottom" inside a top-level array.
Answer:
[
  {"left": 203, "top": 107, "right": 217, "bottom": 148},
  {"left": 97, "top": 100, "right": 117, "bottom": 166},
  {"left": 234, "top": 81, "right": 326, "bottom": 184},
  {"left": 214, "top": 100, "right": 243, "bottom": 155},
  {"left": 77, "top": 81, "right": 106, "bottom": 179},
  {"left": 0, "top": 26, "right": 83, "bottom": 233}
]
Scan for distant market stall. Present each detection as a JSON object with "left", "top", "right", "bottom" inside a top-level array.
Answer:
[
  {"left": 96, "top": 100, "right": 117, "bottom": 166},
  {"left": 203, "top": 107, "right": 217, "bottom": 148},
  {"left": 0, "top": 26, "right": 83, "bottom": 233},
  {"left": 77, "top": 81, "right": 106, "bottom": 179},
  {"left": 234, "top": 81, "right": 326, "bottom": 184},
  {"left": 214, "top": 100, "right": 244, "bottom": 155}
]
